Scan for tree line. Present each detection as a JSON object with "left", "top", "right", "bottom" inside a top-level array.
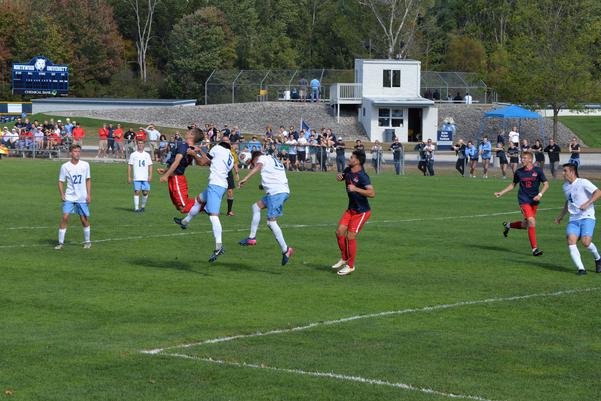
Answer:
[{"left": 0, "top": 0, "right": 600, "bottom": 135}]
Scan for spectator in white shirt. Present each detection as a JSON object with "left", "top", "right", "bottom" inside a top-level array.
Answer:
[
  {"left": 508, "top": 126, "right": 520, "bottom": 146},
  {"left": 464, "top": 92, "right": 473, "bottom": 104},
  {"left": 143, "top": 124, "right": 161, "bottom": 161}
]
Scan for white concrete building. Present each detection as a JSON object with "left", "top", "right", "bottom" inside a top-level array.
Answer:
[{"left": 330, "top": 59, "right": 438, "bottom": 142}]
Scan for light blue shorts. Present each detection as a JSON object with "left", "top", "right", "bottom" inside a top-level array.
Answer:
[
  {"left": 201, "top": 184, "right": 227, "bottom": 214},
  {"left": 262, "top": 192, "right": 289, "bottom": 219},
  {"left": 133, "top": 181, "right": 150, "bottom": 191},
  {"left": 63, "top": 201, "right": 90, "bottom": 217},
  {"left": 567, "top": 218, "right": 596, "bottom": 238}
]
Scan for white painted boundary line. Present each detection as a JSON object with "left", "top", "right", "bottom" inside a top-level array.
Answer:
[
  {"left": 0, "top": 207, "right": 561, "bottom": 249},
  {"left": 141, "top": 287, "right": 600, "bottom": 355},
  {"left": 162, "top": 353, "right": 501, "bottom": 401}
]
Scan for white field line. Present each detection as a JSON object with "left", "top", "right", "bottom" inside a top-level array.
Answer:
[
  {"left": 161, "top": 353, "right": 501, "bottom": 401},
  {"left": 0, "top": 207, "right": 561, "bottom": 249},
  {"left": 141, "top": 287, "right": 599, "bottom": 355}
]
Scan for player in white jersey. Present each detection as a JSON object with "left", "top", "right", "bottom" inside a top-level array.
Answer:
[
  {"left": 238, "top": 151, "right": 294, "bottom": 265},
  {"left": 55, "top": 145, "right": 92, "bottom": 249},
  {"left": 174, "top": 141, "right": 234, "bottom": 262},
  {"left": 128, "top": 139, "right": 153, "bottom": 212},
  {"left": 555, "top": 163, "right": 601, "bottom": 274}
]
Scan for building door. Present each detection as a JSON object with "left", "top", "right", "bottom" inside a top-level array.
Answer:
[{"left": 408, "top": 108, "right": 422, "bottom": 142}]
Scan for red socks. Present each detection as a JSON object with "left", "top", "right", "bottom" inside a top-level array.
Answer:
[
  {"left": 337, "top": 235, "right": 347, "bottom": 260},
  {"left": 509, "top": 221, "right": 525, "bottom": 229},
  {"left": 347, "top": 239, "right": 357, "bottom": 267},
  {"left": 528, "top": 226, "right": 538, "bottom": 249}
]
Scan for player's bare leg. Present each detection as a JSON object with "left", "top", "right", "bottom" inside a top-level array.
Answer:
[
  {"left": 333, "top": 224, "right": 348, "bottom": 269},
  {"left": 226, "top": 188, "right": 235, "bottom": 216},
  {"left": 55, "top": 213, "right": 70, "bottom": 249},
  {"left": 140, "top": 190, "right": 149, "bottom": 212},
  {"left": 338, "top": 230, "right": 357, "bottom": 276}
]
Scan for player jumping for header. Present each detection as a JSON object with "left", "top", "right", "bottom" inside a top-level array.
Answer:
[
  {"left": 495, "top": 151, "right": 549, "bottom": 256},
  {"left": 332, "top": 149, "right": 375, "bottom": 276},
  {"left": 55, "top": 144, "right": 92, "bottom": 249},
  {"left": 158, "top": 129, "right": 202, "bottom": 214},
  {"left": 555, "top": 163, "right": 601, "bottom": 275},
  {"left": 173, "top": 139, "right": 235, "bottom": 263},
  {"left": 238, "top": 151, "right": 294, "bottom": 265}
]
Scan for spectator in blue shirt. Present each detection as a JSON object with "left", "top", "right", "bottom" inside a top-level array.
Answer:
[
  {"left": 478, "top": 135, "right": 492, "bottom": 178},
  {"left": 64, "top": 119, "right": 74, "bottom": 136},
  {"left": 310, "top": 78, "right": 320, "bottom": 102},
  {"left": 466, "top": 141, "right": 478, "bottom": 178}
]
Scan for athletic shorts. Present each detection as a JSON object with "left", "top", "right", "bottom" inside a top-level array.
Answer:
[
  {"left": 499, "top": 156, "right": 508, "bottom": 165},
  {"left": 63, "top": 201, "right": 90, "bottom": 217},
  {"left": 510, "top": 157, "right": 519, "bottom": 164},
  {"left": 339, "top": 209, "right": 371, "bottom": 233},
  {"left": 569, "top": 158, "right": 580, "bottom": 167},
  {"left": 133, "top": 181, "right": 150, "bottom": 191},
  {"left": 297, "top": 151, "right": 306, "bottom": 162},
  {"left": 168, "top": 175, "right": 194, "bottom": 213},
  {"left": 262, "top": 192, "right": 289, "bottom": 219},
  {"left": 227, "top": 170, "right": 235, "bottom": 190},
  {"left": 566, "top": 218, "right": 596, "bottom": 238},
  {"left": 520, "top": 204, "right": 538, "bottom": 219},
  {"left": 200, "top": 184, "right": 227, "bottom": 214},
  {"left": 289, "top": 154, "right": 297, "bottom": 164},
  {"left": 98, "top": 139, "right": 108, "bottom": 150}
]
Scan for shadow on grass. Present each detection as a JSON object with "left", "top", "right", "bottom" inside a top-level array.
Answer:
[
  {"left": 114, "top": 207, "right": 137, "bottom": 212},
  {"left": 216, "top": 261, "right": 283, "bottom": 275},
  {"left": 128, "top": 257, "right": 210, "bottom": 276},
  {"left": 469, "top": 243, "right": 510, "bottom": 253}
]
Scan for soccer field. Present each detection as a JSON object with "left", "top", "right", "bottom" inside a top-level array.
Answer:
[{"left": 2, "top": 159, "right": 600, "bottom": 401}]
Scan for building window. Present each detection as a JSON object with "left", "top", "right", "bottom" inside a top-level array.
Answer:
[
  {"left": 383, "top": 69, "right": 401, "bottom": 88},
  {"left": 391, "top": 109, "right": 403, "bottom": 127},
  {"left": 378, "top": 108, "right": 390, "bottom": 127},
  {"left": 378, "top": 108, "right": 404, "bottom": 127}
]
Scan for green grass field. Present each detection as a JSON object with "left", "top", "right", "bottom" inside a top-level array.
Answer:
[
  {"left": 558, "top": 116, "right": 601, "bottom": 147},
  {"left": 1, "top": 159, "right": 600, "bottom": 401}
]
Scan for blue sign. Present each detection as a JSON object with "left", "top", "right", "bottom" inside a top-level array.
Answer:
[
  {"left": 437, "top": 129, "right": 454, "bottom": 150},
  {"left": 12, "top": 56, "right": 69, "bottom": 96}
]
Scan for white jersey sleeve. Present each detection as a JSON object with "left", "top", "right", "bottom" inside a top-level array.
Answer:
[
  {"left": 208, "top": 145, "right": 234, "bottom": 188},
  {"left": 258, "top": 155, "right": 289, "bottom": 195}
]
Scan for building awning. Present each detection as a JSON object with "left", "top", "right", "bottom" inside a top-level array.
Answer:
[{"left": 366, "top": 97, "right": 434, "bottom": 108}]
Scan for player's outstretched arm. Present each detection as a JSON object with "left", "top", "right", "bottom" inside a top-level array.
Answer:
[
  {"left": 555, "top": 201, "right": 569, "bottom": 224},
  {"left": 580, "top": 189, "right": 601, "bottom": 210},
  {"left": 160, "top": 154, "right": 183, "bottom": 182},
  {"left": 494, "top": 182, "right": 515, "bottom": 198},
  {"left": 188, "top": 147, "right": 210, "bottom": 166},
  {"left": 238, "top": 163, "right": 262, "bottom": 188}
]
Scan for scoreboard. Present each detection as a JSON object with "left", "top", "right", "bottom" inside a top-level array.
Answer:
[{"left": 12, "top": 56, "right": 69, "bottom": 96}]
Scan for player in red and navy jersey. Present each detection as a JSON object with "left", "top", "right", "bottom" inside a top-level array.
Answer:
[
  {"left": 332, "top": 149, "right": 375, "bottom": 276},
  {"left": 158, "top": 129, "right": 203, "bottom": 213},
  {"left": 494, "top": 151, "right": 549, "bottom": 256}
]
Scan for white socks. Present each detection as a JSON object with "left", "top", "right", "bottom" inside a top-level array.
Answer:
[
  {"left": 267, "top": 220, "right": 288, "bottom": 252},
  {"left": 58, "top": 227, "right": 90, "bottom": 244},
  {"left": 182, "top": 200, "right": 203, "bottom": 224},
  {"left": 569, "top": 244, "right": 585, "bottom": 271},
  {"left": 134, "top": 195, "right": 140, "bottom": 210},
  {"left": 141, "top": 194, "right": 148, "bottom": 208},
  {"left": 209, "top": 215, "right": 222, "bottom": 250},
  {"left": 587, "top": 243, "right": 600, "bottom": 260},
  {"left": 249, "top": 203, "right": 261, "bottom": 238},
  {"left": 58, "top": 228, "right": 66, "bottom": 244}
]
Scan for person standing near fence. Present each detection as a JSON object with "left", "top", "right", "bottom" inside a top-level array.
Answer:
[
  {"left": 494, "top": 142, "right": 509, "bottom": 179},
  {"left": 507, "top": 141, "right": 520, "bottom": 174},
  {"left": 113, "top": 124, "right": 124, "bottom": 159},
  {"left": 72, "top": 123, "right": 85, "bottom": 146},
  {"left": 310, "top": 77, "right": 320, "bottom": 102},
  {"left": 390, "top": 137, "right": 403, "bottom": 175},
  {"left": 568, "top": 137, "right": 581, "bottom": 167},
  {"left": 97, "top": 124, "right": 108, "bottom": 158},
  {"left": 371, "top": 140, "right": 383, "bottom": 174},
  {"left": 532, "top": 139, "right": 545, "bottom": 169},
  {"left": 466, "top": 141, "right": 478, "bottom": 178},
  {"left": 425, "top": 139, "right": 435, "bottom": 176},
  {"left": 335, "top": 138, "right": 346, "bottom": 173},
  {"left": 107, "top": 123, "right": 115, "bottom": 157},
  {"left": 544, "top": 139, "right": 561, "bottom": 178},
  {"left": 452, "top": 139, "right": 466, "bottom": 176},
  {"left": 285, "top": 136, "right": 298, "bottom": 171}
]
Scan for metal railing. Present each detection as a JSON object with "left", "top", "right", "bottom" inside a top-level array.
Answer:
[{"left": 330, "top": 83, "right": 362, "bottom": 104}]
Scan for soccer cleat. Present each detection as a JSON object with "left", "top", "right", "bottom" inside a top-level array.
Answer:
[
  {"left": 83, "top": 242, "right": 92, "bottom": 249},
  {"left": 281, "top": 247, "right": 294, "bottom": 266},
  {"left": 239, "top": 237, "right": 257, "bottom": 246},
  {"left": 331, "top": 259, "right": 347, "bottom": 269},
  {"left": 577, "top": 269, "right": 587, "bottom": 276},
  {"left": 532, "top": 248, "right": 543, "bottom": 257},
  {"left": 140, "top": 207, "right": 145, "bottom": 213},
  {"left": 173, "top": 217, "right": 187, "bottom": 230},
  {"left": 595, "top": 258, "right": 601, "bottom": 273},
  {"left": 54, "top": 243, "right": 63, "bottom": 250},
  {"left": 209, "top": 247, "right": 225, "bottom": 263},
  {"left": 337, "top": 264, "right": 355, "bottom": 276},
  {"left": 502, "top": 222, "right": 510, "bottom": 238}
]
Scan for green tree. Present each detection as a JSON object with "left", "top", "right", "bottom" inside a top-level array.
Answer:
[
  {"left": 504, "top": 0, "right": 601, "bottom": 140},
  {"left": 165, "top": 7, "right": 236, "bottom": 99},
  {"left": 445, "top": 35, "right": 486, "bottom": 73}
]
